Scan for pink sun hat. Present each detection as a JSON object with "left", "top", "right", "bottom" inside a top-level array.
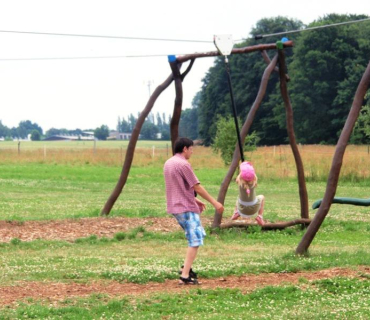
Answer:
[{"left": 240, "top": 161, "right": 255, "bottom": 181}]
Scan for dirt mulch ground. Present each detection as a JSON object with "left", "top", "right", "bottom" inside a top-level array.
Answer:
[
  {"left": 1, "top": 267, "right": 369, "bottom": 306},
  {"left": 1, "top": 219, "right": 369, "bottom": 307},
  {"left": 0, "top": 217, "right": 204, "bottom": 243}
]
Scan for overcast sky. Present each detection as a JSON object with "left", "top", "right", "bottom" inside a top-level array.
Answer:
[{"left": 0, "top": 0, "right": 368, "bottom": 132}]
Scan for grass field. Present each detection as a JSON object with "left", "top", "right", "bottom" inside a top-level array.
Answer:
[{"left": 0, "top": 141, "right": 370, "bottom": 319}]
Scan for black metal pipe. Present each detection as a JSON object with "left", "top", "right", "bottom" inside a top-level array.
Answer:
[{"left": 224, "top": 57, "right": 244, "bottom": 162}]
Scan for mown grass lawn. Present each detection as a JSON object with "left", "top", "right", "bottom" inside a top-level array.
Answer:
[
  {"left": 1, "top": 223, "right": 370, "bottom": 319},
  {"left": 1, "top": 277, "right": 370, "bottom": 319},
  {"left": 1, "top": 225, "right": 370, "bottom": 285},
  {"left": 1, "top": 144, "right": 370, "bottom": 318},
  {"left": 1, "top": 162, "right": 369, "bottom": 222}
]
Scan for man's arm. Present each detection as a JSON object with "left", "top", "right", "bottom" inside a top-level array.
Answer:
[{"left": 194, "top": 183, "right": 224, "bottom": 214}]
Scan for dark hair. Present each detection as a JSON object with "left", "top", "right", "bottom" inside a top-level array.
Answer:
[{"left": 174, "top": 137, "right": 194, "bottom": 154}]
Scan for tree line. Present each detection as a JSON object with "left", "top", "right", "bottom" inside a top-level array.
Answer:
[
  {"left": 0, "top": 107, "right": 198, "bottom": 141},
  {"left": 196, "top": 14, "right": 370, "bottom": 146},
  {"left": 117, "top": 107, "right": 199, "bottom": 141},
  {"left": 0, "top": 120, "right": 43, "bottom": 140},
  {"left": 0, "top": 120, "right": 102, "bottom": 141}
]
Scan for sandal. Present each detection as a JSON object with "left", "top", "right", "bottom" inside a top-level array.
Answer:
[
  {"left": 231, "top": 211, "right": 240, "bottom": 220},
  {"left": 179, "top": 276, "right": 199, "bottom": 285},
  {"left": 178, "top": 265, "right": 198, "bottom": 279}
]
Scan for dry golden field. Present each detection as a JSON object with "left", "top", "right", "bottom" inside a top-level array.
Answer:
[{"left": 0, "top": 141, "right": 369, "bottom": 180}]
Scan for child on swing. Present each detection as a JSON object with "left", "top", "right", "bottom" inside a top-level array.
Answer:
[{"left": 231, "top": 161, "right": 265, "bottom": 226}]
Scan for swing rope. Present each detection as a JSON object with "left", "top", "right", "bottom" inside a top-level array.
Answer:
[
  {"left": 214, "top": 35, "right": 245, "bottom": 163},
  {"left": 223, "top": 56, "right": 245, "bottom": 162}
]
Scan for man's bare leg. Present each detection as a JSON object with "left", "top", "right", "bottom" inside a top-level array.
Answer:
[{"left": 181, "top": 246, "right": 198, "bottom": 278}]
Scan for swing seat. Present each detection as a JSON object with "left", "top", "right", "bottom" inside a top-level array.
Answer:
[{"left": 312, "top": 197, "right": 370, "bottom": 209}]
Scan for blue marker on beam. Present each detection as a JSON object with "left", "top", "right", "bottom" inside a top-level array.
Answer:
[{"left": 168, "top": 55, "right": 177, "bottom": 63}]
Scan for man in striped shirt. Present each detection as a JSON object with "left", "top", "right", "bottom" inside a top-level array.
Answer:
[{"left": 164, "top": 137, "right": 224, "bottom": 284}]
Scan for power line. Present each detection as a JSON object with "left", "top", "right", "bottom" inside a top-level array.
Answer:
[
  {"left": 250, "top": 17, "right": 370, "bottom": 40},
  {"left": 1, "top": 17, "right": 369, "bottom": 45},
  {"left": 1, "top": 17, "right": 369, "bottom": 61},
  {"left": 0, "top": 29, "right": 212, "bottom": 43},
  {"left": 0, "top": 53, "right": 196, "bottom": 61}
]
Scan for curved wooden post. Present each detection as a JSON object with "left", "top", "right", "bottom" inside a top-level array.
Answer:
[
  {"left": 169, "top": 61, "right": 183, "bottom": 153},
  {"left": 296, "top": 60, "right": 370, "bottom": 254},
  {"left": 277, "top": 47, "right": 309, "bottom": 219},
  {"left": 169, "top": 59, "right": 195, "bottom": 153},
  {"left": 212, "top": 54, "right": 278, "bottom": 228},
  {"left": 261, "top": 50, "right": 290, "bottom": 81},
  {"left": 220, "top": 218, "right": 311, "bottom": 230},
  {"left": 100, "top": 74, "right": 174, "bottom": 216}
]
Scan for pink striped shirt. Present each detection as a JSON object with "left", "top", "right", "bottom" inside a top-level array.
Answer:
[{"left": 164, "top": 153, "right": 200, "bottom": 214}]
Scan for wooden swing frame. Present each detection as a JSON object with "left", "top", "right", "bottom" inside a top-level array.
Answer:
[{"left": 99, "top": 40, "right": 370, "bottom": 254}]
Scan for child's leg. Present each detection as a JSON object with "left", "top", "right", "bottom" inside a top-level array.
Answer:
[
  {"left": 256, "top": 196, "right": 265, "bottom": 226},
  {"left": 231, "top": 200, "right": 240, "bottom": 220},
  {"left": 258, "top": 195, "right": 265, "bottom": 216}
]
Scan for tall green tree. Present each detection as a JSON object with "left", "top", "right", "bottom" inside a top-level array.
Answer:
[
  {"left": 94, "top": 125, "right": 109, "bottom": 140},
  {"left": 141, "top": 121, "right": 159, "bottom": 139},
  {"left": 17, "top": 120, "right": 43, "bottom": 139},
  {"left": 351, "top": 93, "right": 370, "bottom": 144},
  {"left": 211, "top": 116, "right": 260, "bottom": 165},
  {"left": 0, "top": 120, "right": 10, "bottom": 138},
  {"left": 197, "top": 16, "right": 303, "bottom": 145},
  {"left": 197, "top": 14, "right": 370, "bottom": 145},
  {"left": 179, "top": 92, "right": 201, "bottom": 140},
  {"left": 128, "top": 114, "right": 137, "bottom": 132},
  {"left": 287, "top": 14, "right": 370, "bottom": 144},
  {"left": 10, "top": 128, "right": 18, "bottom": 138},
  {"left": 117, "top": 117, "right": 130, "bottom": 133},
  {"left": 160, "top": 113, "right": 170, "bottom": 140},
  {"left": 156, "top": 112, "right": 163, "bottom": 130},
  {"left": 179, "top": 108, "right": 198, "bottom": 140},
  {"left": 30, "top": 130, "right": 41, "bottom": 141}
]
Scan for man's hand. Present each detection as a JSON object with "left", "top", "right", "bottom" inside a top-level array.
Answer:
[
  {"left": 195, "top": 197, "right": 206, "bottom": 213},
  {"left": 214, "top": 201, "right": 224, "bottom": 214},
  {"left": 194, "top": 183, "right": 225, "bottom": 214}
]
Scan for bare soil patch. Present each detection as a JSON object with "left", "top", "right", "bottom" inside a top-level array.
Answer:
[
  {"left": 0, "top": 217, "right": 201, "bottom": 243},
  {"left": 1, "top": 267, "right": 369, "bottom": 306}
]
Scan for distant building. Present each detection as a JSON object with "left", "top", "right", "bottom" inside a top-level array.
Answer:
[
  {"left": 108, "top": 131, "right": 132, "bottom": 140},
  {"left": 82, "top": 131, "right": 94, "bottom": 136},
  {"left": 43, "top": 132, "right": 94, "bottom": 141},
  {"left": 15, "top": 136, "right": 31, "bottom": 141}
]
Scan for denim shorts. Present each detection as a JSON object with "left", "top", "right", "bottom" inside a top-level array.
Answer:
[{"left": 173, "top": 212, "right": 206, "bottom": 247}]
